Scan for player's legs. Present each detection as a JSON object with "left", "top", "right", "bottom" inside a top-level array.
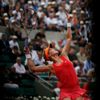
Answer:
[
  {"left": 75, "top": 96, "right": 83, "bottom": 100},
  {"left": 63, "top": 97, "right": 71, "bottom": 100}
]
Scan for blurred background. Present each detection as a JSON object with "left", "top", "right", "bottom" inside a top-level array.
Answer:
[{"left": 0, "top": 0, "right": 95, "bottom": 100}]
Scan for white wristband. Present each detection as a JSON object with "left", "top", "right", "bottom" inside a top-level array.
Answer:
[
  {"left": 67, "top": 23, "right": 71, "bottom": 27},
  {"left": 26, "top": 54, "right": 31, "bottom": 59}
]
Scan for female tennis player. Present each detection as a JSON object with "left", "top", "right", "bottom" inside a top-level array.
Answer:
[{"left": 25, "top": 22, "right": 91, "bottom": 100}]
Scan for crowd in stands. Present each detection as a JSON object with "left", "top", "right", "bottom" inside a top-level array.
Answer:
[{"left": 0, "top": 0, "right": 95, "bottom": 99}]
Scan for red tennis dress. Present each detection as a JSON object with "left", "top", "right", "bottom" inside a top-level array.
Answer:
[{"left": 53, "top": 56, "right": 89, "bottom": 100}]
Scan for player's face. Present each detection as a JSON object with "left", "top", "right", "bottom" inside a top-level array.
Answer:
[{"left": 48, "top": 48, "right": 59, "bottom": 59}]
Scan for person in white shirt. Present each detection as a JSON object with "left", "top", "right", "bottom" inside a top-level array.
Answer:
[
  {"left": 61, "top": 0, "right": 71, "bottom": 13},
  {"left": 79, "top": 21, "right": 88, "bottom": 42},
  {"left": 56, "top": 6, "right": 68, "bottom": 28},
  {"left": 44, "top": 8, "right": 58, "bottom": 30},
  {"left": 40, "top": 0, "right": 48, "bottom": 7},
  {"left": 25, "top": 43, "right": 45, "bottom": 66},
  {"left": 9, "top": 10, "right": 17, "bottom": 23},
  {"left": 37, "top": 7, "right": 44, "bottom": 19},
  {"left": 25, "top": 49, "right": 45, "bottom": 66},
  {"left": 10, "top": 9, "right": 21, "bottom": 23},
  {"left": 76, "top": 46, "right": 87, "bottom": 64},
  {"left": 9, "top": 35, "right": 20, "bottom": 50},
  {"left": 11, "top": 57, "right": 26, "bottom": 74}
]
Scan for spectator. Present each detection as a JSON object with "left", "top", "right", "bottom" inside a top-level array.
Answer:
[
  {"left": 2, "top": 13, "right": 9, "bottom": 26},
  {"left": 9, "top": 46, "right": 22, "bottom": 62},
  {"left": 9, "top": 35, "right": 20, "bottom": 51},
  {"left": 31, "top": 38, "right": 42, "bottom": 50},
  {"left": 25, "top": 43, "right": 45, "bottom": 66},
  {"left": 11, "top": 57, "right": 26, "bottom": 74},
  {"left": 9, "top": 10, "right": 17, "bottom": 23},
  {"left": 83, "top": 52, "right": 94, "bottom": 75},
  {"left": 80, "top": 10, "right": 85, "bottom": 21},
  {"left": 75, "top": 62, "right": 84, "bottom": 76},
  {"left": 83, "top": 68, "right": 95, "bottom": 99},
  {"left": 24, "top": 35, "right": 31, "bottom": 48},
  {"left": 78, "top": 36, "right": 87, "bottom": 47},
  {"left": 72, "top": 9, "right": 79, "bottom": 29},
  {"left": 37, "top": 6, "right": 44, "bottom": 19},
  {"left": 15, "top": 26, "right": 22, "bottom": 40},
  {"left": 56, "top": 6, "right": 67, "bottom": 28},
  {"left": 34, "top": 31, "right": 46, "bottom": 40},
  {"left": 44, "top": 8, "right": 58, "bottom": 30},
  {"left": 8, "top": 0, "right": 16, "bottom": 8},
  {"left": 31, "top": 12, "right": 38, "bottom": 29},
  {"left": 0, "top": 33, "right": 11, "bottom": 54},
  {"left": 76, "top": 46, "right": 87, "bottom": 64},
  {"left": 68, "top": 46, "right": 79, "bottom": 67},
  {"left": 40, "top": 0, "right": 48, "bottom": 7},
  {"left": 61, "top": 0, "right": 71, "bottom": 13},
  {"left": 79, "top": 20, "right": 88, "bottom": 42},
  {"left": 10, "top": 56, "right": 28, "bottom": 84}
]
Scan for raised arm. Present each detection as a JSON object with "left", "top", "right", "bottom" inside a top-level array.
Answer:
[{"left": 61, "top": 23, "right": 72, "bottom": 55}]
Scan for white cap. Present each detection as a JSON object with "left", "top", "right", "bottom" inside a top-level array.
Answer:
[
  {"left": 56, "top": 12, "right": 60, "bottom": 16},
  {"left": 38, "top": 7, "right": 42, "bottom": 11},
  {"left": 11, "top": 19, "right": 15, "bottom": 23},
  {"left": 28, "top": 0, "right": 32, "bottom": 4},
  {"left": 3, "top": 13, "right": 8, "bottom": 16},
  {"left": 80, "top": 20, "right": 84, "bottom": 24},
  {"left": 69, "top": 0, "right": 74, "bottom": 4},
  {"left": 12, "top": 10, "right": 17, "bottom": 15},
  {"left": 11, "top": 35, "right": 17, "bottom": 39},
  {"left": 80, "top": 10, "right": 85, "bottom": 14},
  {"left": 41, "top": 2, "right": 45, "bottom": 5},
  {"left": 51, "top": 1, "right": 56, "bottom": 5},
  {"left": 69, "top": 14, "right": 73, "bottom": 17},
  {"left": 20, "top": 8, "right": 23, "bottom": 11},
  {"left": 72, "top": 9, "right": 76, "bottom": 13}
]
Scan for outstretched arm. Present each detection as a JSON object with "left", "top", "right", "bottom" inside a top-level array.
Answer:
[
  {"left": 27, "top": 58, "right": 52, "bottom": 72},
  {"left": 25, "top": 52, "right": 53, "bottom": 72},
  {"left": 61, "top": 23, "right": 72, "bottom": 55}
]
